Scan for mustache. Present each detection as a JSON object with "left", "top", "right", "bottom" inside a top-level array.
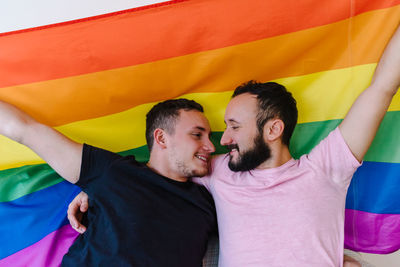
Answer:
[{"left": 226, "top": 144, "right": 239, "bottom": 151}]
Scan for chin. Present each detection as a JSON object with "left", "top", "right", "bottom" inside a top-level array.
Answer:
[
  {"left": 191, "top": 168, "right": 209, "bottom": 178},
  {"left": 228, "top": 158, "right": 239, "bottom": 167}
]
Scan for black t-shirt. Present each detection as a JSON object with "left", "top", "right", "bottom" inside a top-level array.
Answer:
[{"left": 62, "top": 144, "right": 217, "bottom": 267}]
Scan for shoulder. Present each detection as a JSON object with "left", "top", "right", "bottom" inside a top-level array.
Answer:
[
  {"left": 210, "top": 154, "right": 229, "bottom": 172},
  {"left": 80, "top": 144, "right": 142, "bottom": 180},
  {"left": 83, "top": 144, "right": 141, "bottom": 165},
  {"left": 301, "top": 127, "right": 361, "bottom": 183},
  {"left": 307, "top": 127, "right": 357, "bottom": 161}
]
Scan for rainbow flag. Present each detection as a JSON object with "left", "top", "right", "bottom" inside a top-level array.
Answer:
[{"left": 1, "top": 0, "right": 400, "bottom": 265}]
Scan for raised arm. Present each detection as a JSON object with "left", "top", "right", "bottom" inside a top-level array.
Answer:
[
  {"left": 0, "top": 101, "right": 82, "bottom": 183},
  {"left": 339, "top": 24, "right": 400, "bottom": 161}
]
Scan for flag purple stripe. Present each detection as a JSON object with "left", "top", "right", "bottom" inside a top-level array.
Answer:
[
  {"left": 0, "top": 224, "right": 79, "bottom": 267},
  {"left": 344, "top": 209, "right": 400, "bottom": 253}
]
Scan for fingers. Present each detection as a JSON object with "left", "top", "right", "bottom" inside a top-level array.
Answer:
[
  {"left": 80, "top": 192, "right": 89, "bottom": 212},
  {"left": 343, "top": 262, "right": 361, "bottom": 267},
  {"left": 67, "top": 192, "right": 89, "bottom": 234},
  {"left": 67, "top": 202, "right": 85, "bottom": 233},
  {"left": 74, "top": 222, "right": 87, "bottom": 234},
  {"left": 343, "top": 255, "right": 362, "bottom": 267}
]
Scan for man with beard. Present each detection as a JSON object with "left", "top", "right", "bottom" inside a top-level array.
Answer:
[
  {"left": 191, "top": 24, "right": 400, "bottom": 266},
  {"left": 0, "top": 99, "right": 217, "bottom": 266},
  {"left": 69, "top": 25, "right": 400, "bottom": 267}
]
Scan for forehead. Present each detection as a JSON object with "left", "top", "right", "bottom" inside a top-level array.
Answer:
[
  {"left": 225, "top": 93, "right": 258, "bottom": 122},
  {"left": 175, "top": 109, "right": 211, "bottom": 132}
]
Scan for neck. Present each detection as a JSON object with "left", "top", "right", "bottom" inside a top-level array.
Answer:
[
  {"left": 256, "top": 144, "right": 292, "bottom": 169},
  {"left": 147, "top": 156, "right": 188, "bottom": 182}
]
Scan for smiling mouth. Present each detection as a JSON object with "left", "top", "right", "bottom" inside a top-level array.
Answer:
[
  {"left": 227, "top": 144, "right": 239, "bottom": 155},
  {"left": 195, "top": 154, "right": 208, "bottom": 162}
]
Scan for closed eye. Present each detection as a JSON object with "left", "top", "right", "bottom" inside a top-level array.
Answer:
[{"left": 191, "top": 133, "right": 202, "bottom": 139}]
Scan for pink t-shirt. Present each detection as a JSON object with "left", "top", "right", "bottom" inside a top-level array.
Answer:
[{"left": 194, "top": 128, "right": 361, "bottom": 267}]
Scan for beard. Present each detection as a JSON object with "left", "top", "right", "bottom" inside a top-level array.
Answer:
[
  {"left": 227, "top": 132, "right": 271, "bottom": 172},
  {"left": 168, "top": 146, "right": 210, "bottom": 179},
  {"left": 175, "top": 159, "right": 209, "bottom": 178}
]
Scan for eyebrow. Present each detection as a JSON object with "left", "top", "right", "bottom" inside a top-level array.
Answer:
[
  {"left": 192, "top": 126, "right": 207, "bottom": 132},
  {"left": 225, "top": 119, "right": 240, "bottom": 124}
]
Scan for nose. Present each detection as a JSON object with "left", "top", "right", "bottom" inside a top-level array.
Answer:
[
  {"left": 220, "top": 129, "right": 232, "bottom": 146},
  {"left": 204, "top": 137, "right": 216, "bottom": 153}
]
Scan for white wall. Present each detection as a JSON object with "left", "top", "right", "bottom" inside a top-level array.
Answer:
[
  {"left": 361, "top": 251, "right": 400, "bottom": 267},
  {"left": 0, "top": 0, "right": 168, "bottom": 33}
]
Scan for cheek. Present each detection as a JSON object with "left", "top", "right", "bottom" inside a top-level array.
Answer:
[
  {"left": 179, "top": 142, "right": 196, "bottom": 157},
  {"left": 239, "top": 134, "right": 255, "bottom": 149}
]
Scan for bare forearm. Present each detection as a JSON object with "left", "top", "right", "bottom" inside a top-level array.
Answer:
[
  {"left": 371, "top": 23, "right": 400, "bottom": 94},
  {"left": 340, "top": 24, "right": 400, "bottom": 161},
  {"left": 0, "top": 100, "right": 82, "bottom": 183},
  {"left": 0, "top": 100, "right": 36, "bottom": 144}
]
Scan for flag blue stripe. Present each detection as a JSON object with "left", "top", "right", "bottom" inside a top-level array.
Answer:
[
  {"left": 0, "top": 181, "right": 80, "bottom": 259},
  {"left": 346, "top": 161, "right": 400, "bottom": 213}
]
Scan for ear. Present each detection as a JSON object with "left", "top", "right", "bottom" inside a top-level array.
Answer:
[
  {"left": 263, "top": 119, "right": 284, "bottom": 142},
  {"left": 153, "top": 128, "right": 168, "bottom": 149}
]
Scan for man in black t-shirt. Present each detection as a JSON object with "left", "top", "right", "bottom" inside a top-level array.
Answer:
[{"left": 0, "top": 98, "right": 217, "bottom": 266}]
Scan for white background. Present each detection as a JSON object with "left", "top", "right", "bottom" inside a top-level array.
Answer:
[{"left": 0, "top": 0, "right": 168, "bottom": 33}]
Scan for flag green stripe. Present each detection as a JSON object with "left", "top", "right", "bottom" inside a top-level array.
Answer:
[
  {"left": 1, "top": 111, "right": 399, "bottom": 202},
  {"left": 0, "top": 165, "right": 64, "bottom": 202},
  {"left": 290, "top": 111, "right": 400, "bottom": 163}
]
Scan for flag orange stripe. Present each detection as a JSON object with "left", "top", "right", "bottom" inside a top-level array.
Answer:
[
  {"left": 0, "top": 0, "right": 399, "bottom": 88},
  {"left": 1, "top": 7, "right": 399, "bottom": 126}
]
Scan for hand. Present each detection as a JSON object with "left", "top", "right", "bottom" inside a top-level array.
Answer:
[
  {"left": 343, "top": 254, "right": 362, "bottom": 267},
  {"left": 67, "top": 191, "right": 89, "bottom": 234}
]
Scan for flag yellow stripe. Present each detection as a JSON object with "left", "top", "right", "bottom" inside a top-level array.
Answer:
[{"left": 1, "top": 64, "right": 399, "bottom": 170}]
